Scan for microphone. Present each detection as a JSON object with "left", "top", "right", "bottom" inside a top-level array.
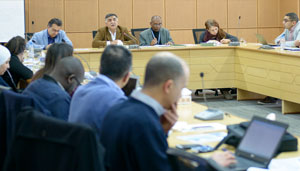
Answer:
[
  {"left": 74, "top": 53, "right": 97, "bottom": 78},
  {"left": 194, "top": 72, "right": 224, "bottom": 120},
  {"left": 237, "top": 16, "right": 241, "bottom": 40},
  {"left": 123, "top": 32, "right": 139, "bottom": 49}
]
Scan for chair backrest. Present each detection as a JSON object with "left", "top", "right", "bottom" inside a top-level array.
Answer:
[
  {"left": 92, "top": 30, "right": 97, "bottom": 39},
  {"left": 131, "top": 28, "right": 148, "bottom": 43},
  {"left": 25, "top": 33, "right": 33, "bottom": 41},
  {"left": 192, "top": 29, "right": 206, "bottom": 44},
  {"left": 3, "top": 107, "right": 105, "bottom": 171}
]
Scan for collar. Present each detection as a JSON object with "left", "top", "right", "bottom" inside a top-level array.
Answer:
[
  {"left": 43, "top": 74, "right": 65, "bottom": 91},
  {"left": 109, "top": 29, "right": 117, "bottom": 41},
  {"left": 151, "top": 28, "right": 160, "bottom": 33},
  {"left": 47, "top": 30, "right": 57, "bottom": 39},
  {"left": 131, "top": 89, "right": 165, "bottom": 117}
]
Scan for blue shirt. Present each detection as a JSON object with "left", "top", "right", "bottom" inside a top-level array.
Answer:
[
  {"left": 27, "top": 29, "right": 73, "bottom": 49},
  {"left": 68, "top": 74, "right": 127, "bottom": 137},
  {"left": 99, "top": 90, "right": 171, "bottom": 171},
  {"left": 22, "top": 75, "right": 70, "bottom": 120},
  {"left": 47, "top": 31, "right": 56, "bottom": 45}
]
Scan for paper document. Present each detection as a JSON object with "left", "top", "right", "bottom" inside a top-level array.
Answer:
[
  {"left": 283, "top": 47, "right": 300, "bottom": 51},
  {"left": 172, "top": 122, "right": 226, "bottom": 133},
  {"left": 247, "top": 157, "right": 300, "bottom": 171},
  {"left": 177, "top": 132, "right": 227, "bottom": 144}
]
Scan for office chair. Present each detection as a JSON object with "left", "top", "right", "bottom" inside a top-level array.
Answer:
[
  {"left": 131, "top": 28, "right": 147, "bottom": 44},
  {"left": 192, "top": 29, "right": 206, "bottom": 44},
  {"left": 25, "top": 33, "right": 33, "bottom": 41},
  {"left": 3, "top": 107, "right": 105, "bottom": 171},
  {"left": 92, "top": 30, "right": 97, "bottom": 39}
]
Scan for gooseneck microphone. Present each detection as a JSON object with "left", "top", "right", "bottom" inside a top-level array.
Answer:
[
  {"left": 123, "top": 32, "right": 139, "bottom": 49},
  {"left": 74, "top": 53, "right": 97, "bottom": 77},
  {"left": 200, "top": 72, "right": 208, "bottom": 108}
]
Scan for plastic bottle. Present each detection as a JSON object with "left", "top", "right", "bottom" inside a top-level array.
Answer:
[
  {"left": 280, "top": 39, "right": 286, "bottom": 50},
  {"left": 28, "top": 41, "right": 34, "bottom": 58}
]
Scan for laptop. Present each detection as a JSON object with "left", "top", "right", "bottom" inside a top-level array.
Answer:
[
  {"left": 228, "top": 116, "right": 288, "bottom": 170},
  {"left": 122, "top": 75, "right": 139, "bottom": 96},
  {"left": 256, "top": 34, "right": 278, "bottom": 46}
]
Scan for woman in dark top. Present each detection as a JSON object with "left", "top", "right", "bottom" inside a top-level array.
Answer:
[
  {"left": 2, "top": 36, "right": 33, "bottom": 89},
  {"left": 0, "top": 45, "right": 11, "bottom": 87},
  {"left": 31, "top": 43, "right": 73, "bottom": 82},
  {"left": 199, "top": 19, "right": 238, "bottom": 44}
]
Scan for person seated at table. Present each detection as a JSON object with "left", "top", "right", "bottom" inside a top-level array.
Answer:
[
  {"left": 275, "top": 12, "right": 300, "bottom": 47},
  {"left": 199, "top": 19, "right": 238, "bottom": 44},
  {"left": 2, "top": 36, "right": 33, "bottom": 90},
  {"left": 139, "top": 15, "right": 174, "bottom": 46},
  {"left": 0, "top": 45, "right": 11, "bottom": 88},
  {"left": 92, "top": 13, "right": 137, "bottom": 48},
  {"left": 23, "top": 56, "right": 84, "bottom": 121},
  {"left": 99, "top": 52, "right": 236, "bottom": 171},
  {"left": 27, "top": 18, "right": 73, "bottom": 50},
  {"left": 31, "top": 43, "right": 73, "bottom": 82}
]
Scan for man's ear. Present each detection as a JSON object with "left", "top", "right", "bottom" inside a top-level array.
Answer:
[
  {"left": 67, "top": 74, "right": 76, "bottom": 84},
  {"left": 162, "top": 79, "right": 173, "bottom": 94},
  {"left": 122, "top": 72, "right": 131, "bottom": 85}
]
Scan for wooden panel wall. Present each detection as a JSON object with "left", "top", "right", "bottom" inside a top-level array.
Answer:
[{"left": 25, "top": 0, "right": 299, "bottom": 48}]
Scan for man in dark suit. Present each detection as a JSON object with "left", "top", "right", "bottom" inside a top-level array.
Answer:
[
  {"left": 139, "top": 15, "right": 174, "bottom": 46},
  {"left": 92, "top": 13, "right": 137, "bottom": 48}
]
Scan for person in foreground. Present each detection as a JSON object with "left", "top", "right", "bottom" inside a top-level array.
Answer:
[
  {"left": 139, "top": 15, "right": 174, "bottom": 46},
  {"left": 275, "top": 12, "right": 300, "bottom": 47},
  {"left": 0, "top": 45, "right": 11, "bottom": 87},
  {"left": 68, "top": 45, "right": 131, "bottom": 137},
  {"left": 199, "top": 19, "right": 238, "bottom": 44},
  {"left": 92, "top": 13, "right": 137, "bottom": 48},
  {"left": 27, "top": 18, "right": 72, "bottom": 50},
  {"left": 23, "top": 56, "right": 84, "bottom": 120},
  {"left": 99, "top": 52, "right": 236, "bottom": 171},
  {"left": 2, "top": 36, "right": 33, "bottom": 90}
]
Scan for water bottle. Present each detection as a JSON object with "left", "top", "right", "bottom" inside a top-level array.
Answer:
[
  {"left": 280, "top": 39, "right": 286, "bottom": 50},
  {"left": 28, "top": 41, "right": 34, "bottom": 58}
]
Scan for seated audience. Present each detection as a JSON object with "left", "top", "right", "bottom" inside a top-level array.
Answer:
[
  {"left": 2, "top": 36, "right": 33, "bottom": 89},
  {"left": 69, "top": 45, "right": 131, "bottom": 138},
  {"left": 92, "top": 13, "right": 137, "bottom": 48},
  {"left": 31, "top": 43, "right": 73, "bottom": 82},
  {"left": 23, "top": 56, "right": 84, "bottom": 120},
  {"left": 27, "top": 18, "right": 72, "bottom": 50},
  {"left": 275, "top": 12, "right": 300, "bottom": 47},
  {"left": 199, "top": 19, "right": 238, "bottom": 44},
  {"left": 139, "top": 15, "right": 174, "bottom": 46},
  {"left": 100, "top": 52, "right": 236, "bottom": 171},
  {"left": 0, "top": 45, "right": 11, "bottom": 87}
]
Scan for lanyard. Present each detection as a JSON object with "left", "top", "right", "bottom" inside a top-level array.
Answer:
[{"left": 151, "top": 30, "right": 161, "bottom": 45}]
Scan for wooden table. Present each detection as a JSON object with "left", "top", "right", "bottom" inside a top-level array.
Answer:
[
  {"left": 74, "top": 44, "right": 300, "bottom": 114},
  {"left": 169, "top": 102, "right": 300, "bottom": 159}
]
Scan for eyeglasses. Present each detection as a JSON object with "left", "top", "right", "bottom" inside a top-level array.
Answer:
[
  {"left": 283, "top": 19, "right": 292, "bottom": 23},
  {"left": 74, "top": 77, "right": 82, "bottom": 86},
  {"left": 152, "top": 23, "right": 162, "bottom": 26}
]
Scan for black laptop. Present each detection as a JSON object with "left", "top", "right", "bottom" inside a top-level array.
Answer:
[
  {"left": 229, "top": 116, "right": 288, "bottom": 171},
  {"left": 122, "top": 75, "right": 139, "bottom": 96}
]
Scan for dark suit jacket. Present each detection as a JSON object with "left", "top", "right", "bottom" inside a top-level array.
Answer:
[{"left": 92, "top": 26, "right": 137, "bottom": 48}]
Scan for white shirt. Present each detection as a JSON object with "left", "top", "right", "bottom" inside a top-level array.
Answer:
[{"left": 106, "top": 30, "right": 123, "bottom": 46}]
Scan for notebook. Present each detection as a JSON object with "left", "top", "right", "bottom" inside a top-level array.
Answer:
[
  {"left": 256, "top": 34, "right": 278, "bottom": 46},
  {"left": 229, "top": 116, "right": 288, "bottom": 170},
  {"left": 122, "top": 75, "right": 139, "bottom": 96}
]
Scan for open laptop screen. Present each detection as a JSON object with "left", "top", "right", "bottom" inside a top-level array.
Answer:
[
  {"left": 122, "top": 76, "right": 139, "bottom": 96},
  {"left": 236, "top": 117, "right": 288, "bottom": 162}
]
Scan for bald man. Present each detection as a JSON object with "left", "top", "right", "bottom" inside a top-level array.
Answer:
[
  {"left": 139, "top": 15, "right": 174, "bottom": 46},
  {"left": 23, "top": 56, "right": 84, "bottom": 120},
  {"left": 100, "top": 52, "right": 235, "bottom": 171}
]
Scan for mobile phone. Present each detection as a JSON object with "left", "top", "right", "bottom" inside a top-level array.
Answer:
[
  {"left": 176, "top": 144, "right": 203, "bottom": 150},
  {"left": 190, "top": 145, "right": 214, "bottom": 153}
]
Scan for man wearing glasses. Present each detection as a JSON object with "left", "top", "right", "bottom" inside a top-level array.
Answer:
[
  {"left": 139, "top": 15, "right": 174, "bottom": 46},
  {"left": 27, "top": 18, "right": 73, "bottom": 50},
  {"left": 275, "top": 12, "right": 300, "bottom": 47}
]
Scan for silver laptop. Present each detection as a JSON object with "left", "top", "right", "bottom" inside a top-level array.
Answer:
[
  {"left": 229, "top": 116, "right": 288, "bottom": 171},
  {"left": 256, "top": 34, "right": 278, "bottom": 46}
]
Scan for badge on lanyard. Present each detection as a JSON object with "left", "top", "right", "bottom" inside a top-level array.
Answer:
[{"left": 151, "top": 30, "right": 161, "bottom": 45}]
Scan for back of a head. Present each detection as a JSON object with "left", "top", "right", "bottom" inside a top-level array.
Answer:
[
  {"left": 48, "top": 18, "right": 62, "bottom": 27},
  {"left": 286, "top": 12, "right": 299, "bottom": 22},
  {"left": 5, "top": 36, "right": 26, "bottom": 56},
  {"left": 100, "top": 45, "right": 132, "bottom": 81},
  {"left": 53, "top": 56, "right": 84, "bottom": 79},
  {"left": 144, "top": 52, "right": 185, "bottom": 88},
  {"left": 0, "top": 45, "right": 11, "bottom": 65}
]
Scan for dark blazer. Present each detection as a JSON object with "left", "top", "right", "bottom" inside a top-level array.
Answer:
[
  {"left": 92, "top": 25, "right": 137, "bottom": 48},
  {"left": 2, "top": 55, "right": 33, "bottom": 89},
  {"left": 199, "top": 31, "right": 239, "bottom": 43}
]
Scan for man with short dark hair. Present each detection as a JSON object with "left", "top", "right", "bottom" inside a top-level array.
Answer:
[
  {"left": 99, "top": 52, "right": 236, "bottom": 171},
  {"left": 92, "top": 13, "right": 137, "bottom": 48},
  {"left": 68, "top": 45, "right": 132, "bottom": 137},
  {"left": 27, "top": 18, "right": 72, "bottom": 50},
  {"left": 139, "top": 15, "right": 174, "bottom": 46},
  {"left": 23, "top": 56, "right": 84, "bottom": 120},
  {"left": 275, "top": 12, "right": 300, "bottom": 47}
]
